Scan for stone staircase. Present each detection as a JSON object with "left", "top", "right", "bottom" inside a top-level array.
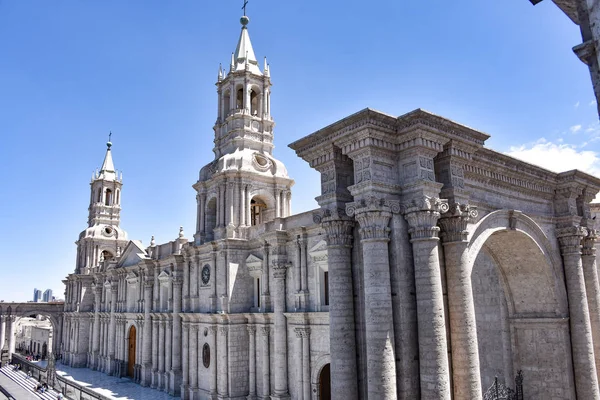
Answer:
[{"left": 0, "top": 365, "right": 60, "bottom": 399}]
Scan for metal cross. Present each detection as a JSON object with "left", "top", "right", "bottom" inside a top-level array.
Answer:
[
  {"left": 242, "top": 0, "right": 248, "bottom": 16},
  {"left": 108, "top": 131, "right": 112, "bottom": 142}
]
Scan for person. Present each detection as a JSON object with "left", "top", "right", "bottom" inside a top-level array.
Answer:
[
  {"left": 26, "top": 370, "right": 31, "bottom": 379},
  {"left": 57, "top": 393, "right": 64, "bottom": 400}
]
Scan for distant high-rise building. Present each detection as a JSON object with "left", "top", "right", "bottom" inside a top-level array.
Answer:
[
  {"left": 32, "top": 289, "right": 42, "bottom": 302},
  {"left": 42, "top": 289, "right": 53, "bottom": 303}
]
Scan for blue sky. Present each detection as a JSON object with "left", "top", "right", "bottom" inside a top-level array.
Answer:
[{"left": 0, "top": 1, "right": 598, "bottom": 302}]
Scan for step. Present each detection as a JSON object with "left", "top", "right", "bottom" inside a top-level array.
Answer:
[{"left": 0, "top": 366, "right": 59, "bottom": 400}]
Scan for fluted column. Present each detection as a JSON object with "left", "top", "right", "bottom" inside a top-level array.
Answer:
[
  {"left": 403, "top": 197, "right": 451, "bottom": 400},
  {"left": 261, "top": 243, "right": 271, "bottom": 311},
  {"left": 165, "top": 320, "right": 172, "bottom": 389},
  {"left": 439, "top": 204, "right": 481, "bottom": 399},
  {"left": 294, "top": 328, "right": 311, "bottom": 400},
  {"left": 170, "top": 277, "right": 183, "bottom": 395},
  {"left": 189, "top": 326, "right": 198, "bottom": 394},
  {"left": 152, "top": 319, "right": 159, "bottom": 388},
  {"left": 261, "top": 326, "right": 270, "bottom": 399},
  {"left": 275, "top": 191, "right": 281, "bottom": 218},
  {"left": 346, "top": 198, "right": 397, "bottom": 400},
  {"left": 108, "top": 281, "right": 118, "bottom": 374},
  {"left": 218, "top": 326, "right": 229, "bottom": 397},
  {"left": 271, "top": 261, "right": 290, "bottom": 399},
  {"left": 246, "top": 184, "right": 252, "bottom": 227},
  {"left": 209, "top": 326, "right": 218, "bottom": 397},
  {"left": 158, "top": 320, "right": 166, "bottom": 385},
  {"left": 181, "top": 323, "right": 189, "bottom": 398},
  {"left": 248, "top": 326, "right": 257, "bottom": 399},
  {"left": 557, "top": 225, "right": 600, "bottom": 399},
  {"left": 583, "top": 229, "right": 600, "bottom": 385},
  {"left": 92, "top": 285, "right": 102, "bottom": 368},
  {"left": 319, "top": 215, "right": 358, "bottom": 400},
  {"left": 141, "top": 279, "right": 153, "bottom": 385},
  {"left": 183, "top": 261, "right": 190, "bottom": 312}
]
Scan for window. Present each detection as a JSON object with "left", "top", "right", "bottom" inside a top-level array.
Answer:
[
  {"left": 324, "top": 271, "right": 329, "bottom": 306},
  {"left": 236, "top": 88, "right": 244, "bottom": 109},
  {"left": 223, "top": 90, "right": 231, "bottom": 117},
  {"left": 253, "top": 277, "right": 261, "bottom": 309},
  {"left": 250, "top": 89, "right": 260, "bottom": 116},
  {"left": 105, "top": 189, "right": 113, "bottom": 206},
  {"left": 250, "top": 198, "right": 267, "bottom": 226}
]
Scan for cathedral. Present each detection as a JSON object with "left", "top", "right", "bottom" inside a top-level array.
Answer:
[{"left": 60, "top": 12, "right": 600, "bottom": 400}]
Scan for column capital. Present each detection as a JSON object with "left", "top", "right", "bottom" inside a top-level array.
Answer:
[
  {"left": 438, "top": 203, "right": 478, "bottom": 243},
  {"left": 346, "top": 196, "right": 399, "bottom": 241},
  {"left": 261, "top": 326, "right": 270, "bottom": 336},
  {"left": 556, "top": 225, "right": 587, "bottom": 255},
  {"left": 583, "top": 228, "right": 598, "bottom": 257},
  {"left": 247, "top": 325, "right": 256, "bottom": 335},
  {"left": 272, "top": 261, "right": 291, "bottom": 280},
  {"left": 219, "top": 326, "right": 228, "bottom": 336},
  {"left": 294, "top": 327, "right": 310, "bottom": 338},
  {"left": 209, "top": 325, "right": 218, "bottom": 335},
  {"left": 403, "top": 196, "right": 449, "bottom": 240}
]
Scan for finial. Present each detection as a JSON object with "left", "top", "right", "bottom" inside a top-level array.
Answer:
[
  {"left": 230, "top": 52, "right": 235, "bottom": 72},
  {"left": 240, "top": 0, "right": 249, "bottom": 26},
  {"left": 218, "top": 63, "right": 223, "bottom": 81},
  {"left": 107, "top": 131, "right": 112, "bottom": 149},
  {"left": 150, "top": 235, "right": 156, "bottom": 246},
  {"left": 179, "top": 226, "right": 184, "bottom": 238}
]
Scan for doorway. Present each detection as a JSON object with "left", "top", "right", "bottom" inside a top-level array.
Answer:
[
  {"left": 128, "top": 326, "right": 136, "bottom": 377},
  {"left": 319, "top": 363, "right": 331, "bottom": 400}
]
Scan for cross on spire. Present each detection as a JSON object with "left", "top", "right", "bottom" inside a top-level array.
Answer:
[
  {"left": 242, "top": 0, "right": 248, "bottom": 16},
  {"left": 108, "top": 131, "right": 112, "bottom": 142}
]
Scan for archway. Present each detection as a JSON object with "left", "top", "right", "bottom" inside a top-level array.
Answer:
[
  {"left": 468, "top": 211, "right": 572, "bottom": 399},
  {"left": 127, "top": 325, "right": 136, "bottom": 378},
  {"left": 319, "top": 363, "right": 331, "bottom": 400}
]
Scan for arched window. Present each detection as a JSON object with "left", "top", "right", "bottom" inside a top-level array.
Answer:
[
  {"left": 250, "top": 198, "right": 267, "bottom": 226},
  {"left": 205, "top": 197, "right": 217, "bottom": 241},
  {"left": 250, "top": 89, "right": 260, "bottom": 116},
  {"left": 105, "top": 189, "right": 112, "bottom": 206},
  {"left": 236, "top": 88, "right": 244, "bottom": 109},
  {"left": 223, "top": 90, "right": 231, "bottom": 117},
  {"left": 116, "top": 189, "right": 120, "bottom": 205},
  {"left": 97, "top": 188, "right": 102, "bottom": 203},
  {"left": 102, "top": 250, "right": 113, "bottom": 261}
]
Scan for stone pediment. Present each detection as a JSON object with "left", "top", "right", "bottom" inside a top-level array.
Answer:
[
  {"left": 246, "top": 254, "right": 263, "bottom": 277},
  {"left": 117, "top": 240, "right": 149, "bottom": 269},
  {"left": 126, "top": 271, "right": 139, "bottom": 284},
  {"left": 309, "top": 240, "right": 328, "bottom": 263},
  {"left": 158, "top": 270, "right": 171, "bottom": 282}
]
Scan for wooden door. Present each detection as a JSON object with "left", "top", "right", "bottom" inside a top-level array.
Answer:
[{"left": 127, "top": 326, "right": 136, "bottom": 377}]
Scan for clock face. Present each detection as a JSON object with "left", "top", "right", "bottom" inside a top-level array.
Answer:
[{"left": 201, "top": 265, "right": 210, "bottom": 285}]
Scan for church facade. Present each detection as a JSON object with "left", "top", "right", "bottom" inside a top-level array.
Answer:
[{"left": 60, "top": 13, "right": 600, "bottom": 400}]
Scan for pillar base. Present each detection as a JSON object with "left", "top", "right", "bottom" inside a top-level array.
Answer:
[
  {"left": 270, "top": 394, "right": 291, "bottom": 400},
  {"left": 169, "top": 369, "right": 182, "bottom": 396},
  {"left": 180, "top": 384, "right": 189, "bottom": 400},
  {"left": 141, "top": 364, "right": 153, "bottom": 386}
]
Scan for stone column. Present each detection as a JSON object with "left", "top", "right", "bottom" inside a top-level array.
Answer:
[
  {"left": 92, "top": 284, "right": 101, "bottom": 368},
  {"left": 189, "top": 326, "right": 198, "bottom": 395},
  {"left": 183, "top": 260, "right": 190, "bottom": 313},
  {"left": 439, "top": 204, "right": 481, "bottom": 399},
  {"left": 246, "top": 184, "right": 252, "bottom": 227},
  {"left": 218, "top": 326, "right": 229, "bottom": 397},
  {"left": 557, "top": 226, "right": 600, "bottom": 399},
  {"left": 295, "top": 328, "right": 311, "bottom": 400},
  {"left": 248, "top": 326, "right": 257, "bottom": 399},
  {"left": 108, "top": 281, "right": 118, "bottom": 374},
  {"left": 319, "top": 216, "right": 358, "bottom": 400},
  {"left": 170, "top": 277, "right": 183, "bottom": 395},
  {"left": 210, "top": 326, "right": 218, "bottom": 397},
  {"left": 261, "top": 326, "right": 271, "bottom": 399},
  {"left": 583, "top": 229, "right": 600, "bottom": 385},
  {"left": 261, "top": 243, "right": 271, "bottom": 312},
  {"left": 404, "top": 197, "right": 451, "bottom": 400},
  {"left": 271, "top": 261, "right": 290, "bottom": 399},
  {"left": 7, "top": 316, "right": 15, "bottom": 356},
  {"left": 181, "top": 323, "right": 189, "bottom": 398},
  {"left": 158, "top": 320, "right": 166, "bottom": 387},
  {"left": 165, "top": 320, "right": 172, "bottom": 388},
  {"left": 152, "top": 319, "right": 159, "bottom": 388},
  {"left": 346, "top": 199, "right": 397, "bottom": 399},
  {"left": 0, "top": 316, "right": 5, "bottom": 353},
  {"left": 275, "top": 191, "right": 281, "bottom": 218},
  {"left": 140, "top": 279, "right": 153, "bottom": 384}
]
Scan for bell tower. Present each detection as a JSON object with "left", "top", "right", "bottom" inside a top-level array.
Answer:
[
  {"left": 75, "top": 138, "right": 129, "bottom": 274},
  {"left": 193, "top": 13, "right": 294, "bottom": 244}
]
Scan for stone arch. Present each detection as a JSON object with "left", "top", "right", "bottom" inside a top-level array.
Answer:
[
  {"left": 467, "top": 210, "right": 574, "bottom": 398},
  {"left": 249, "top": 84, "right": 263, "bottom": 116},
  {"left": 249, "top": 188, "right": 276, "bottom": 226},
  {"left": 205, "top": 194, "right": 218, "bottom": 241},
  {"left": 311, "top": 353, "right": 331, "bottom": 399},
  {"left": 4, "top": 306, "right": 63, "bottom": 356}
]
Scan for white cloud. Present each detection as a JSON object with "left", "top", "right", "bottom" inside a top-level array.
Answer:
[
  {"left": 575, "top": 101, "right": 580, "bottom": 108},
  {"left": 591, "top": 100, "right": 597, "bottom": 107},
  {"left": 570, "top": 124, "right": 582, "bottom": 133},
  {"left": 507, "top": 139, "right": 600, "bottom": 177}
]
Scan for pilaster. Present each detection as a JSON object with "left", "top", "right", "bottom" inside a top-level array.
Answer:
[{"left": 582, "top": 229, "right": 600, "bottom": 389}]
